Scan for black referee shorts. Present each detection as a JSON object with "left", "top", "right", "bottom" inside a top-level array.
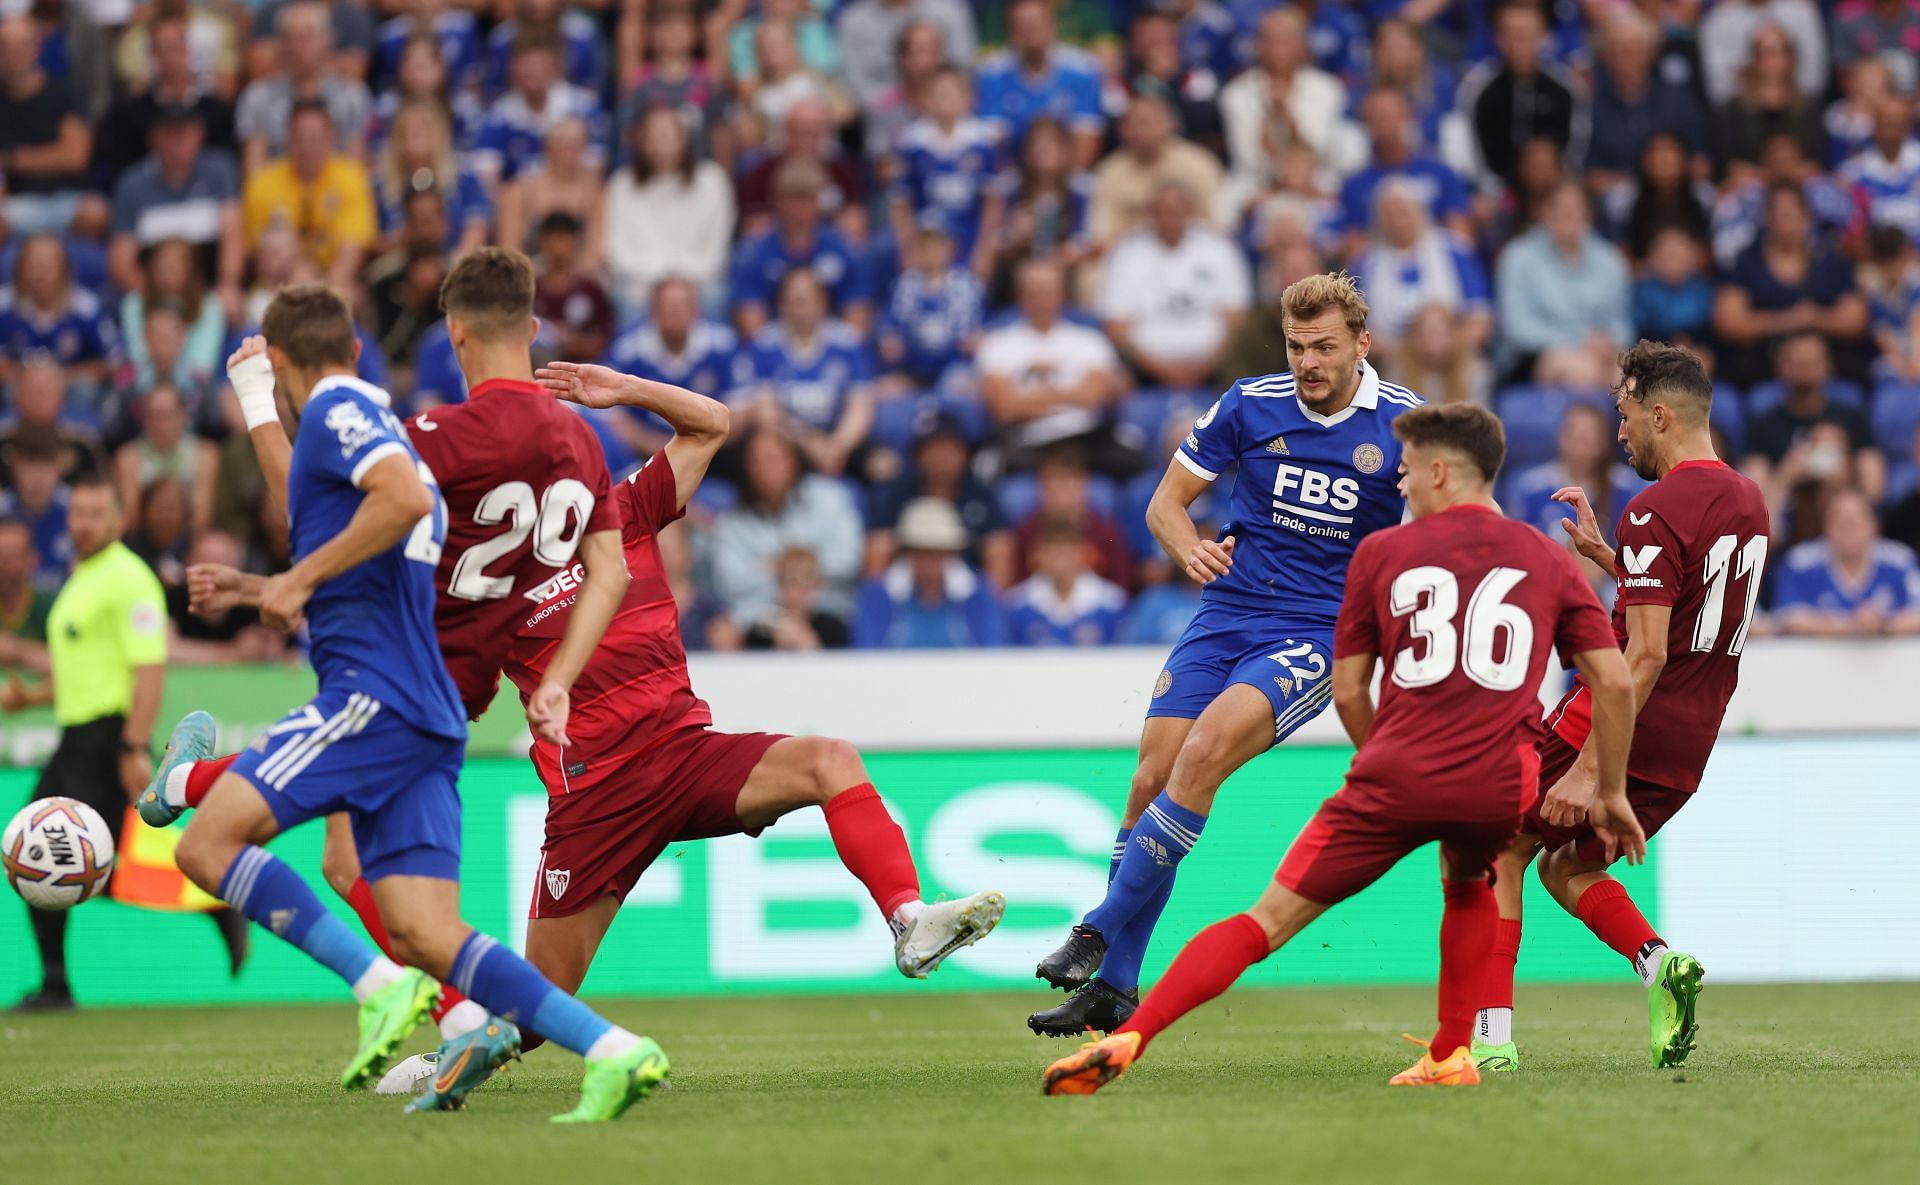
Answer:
[{"left": 30, "top": 714, "right": 130, "bottom": 850}]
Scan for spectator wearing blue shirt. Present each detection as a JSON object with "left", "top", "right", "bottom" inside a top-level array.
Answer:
[
  {"left": 1773, "top": 488, "right": 1920, "bottom": 636},
  {"left": 975, "top": 0, "right": 1105, "bottom": 168},
  {"left": 888, "top": 67, "right": 1005, "bottom": 270},
  {"left": 1585, "top": 8, "right": 1709, "bottom": 195},
  {"left": 739, "top": 269, "right": 877, "bottom": 477},
  {"left": 604, "top": 277, "right": 749, "bottom": 458},
  {"left": 373, "top": 2, "right": 482, "bottom": 96},
  {"left": 373, "top": 100, "right": 492, "bottom": 257},
  {"left": 1838, "top": 98, "right": 1920, "bottom": 249},
  {"left": 0, "top": 236, "right": 120, "bottom": 390},
  {"left": 878, "top": 219, "right": 985, "bottom": 389},
  {"left": 987, "top": 116, "right": 1094, "bottom": 281},
  {"left": 366, "top": 33, "right": 485, "bottom": 161},
  {"left": 1861, "top": 225, "right": 1920, "bottom": 383},
  {"left": 731, "top": 160, "right": 874, "bottom": 337},
  {"left": 1709, "top": 135, "right": 1856, "bottom": 271},
  {"left": 1337, "top": 89, "right": 1473, "bottom": 258},
  {"left": 1005, "top": 519, "right": 1128, "bottom": 647},
  {"left": 1163, "top": 0, "right": 1237, "bottom": 79},
  {"left": 0, "top": 431, "right": 75, "bottom": 590},
  {"left": 1352, "top": 178, "right": 1493, "bottom": 361},
  {"left": 855, "top": 497, "right": 1006, "bottom": 649},
  {"left": 473, "top": 32, "right": 607, "bottom": 187},
  {"left": 484, "top": 0, "right": 603, "bottom": 101},
  {"left": 1632, "top": 227, "right": 1715, "bottom": 346},
  {"left": 1494, "top": 180, "right": 1633, "bottom": 388}
]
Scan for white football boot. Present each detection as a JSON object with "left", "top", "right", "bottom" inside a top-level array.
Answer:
[{"left": 894, "top": 891, "right": 1006, "bottom": 978}]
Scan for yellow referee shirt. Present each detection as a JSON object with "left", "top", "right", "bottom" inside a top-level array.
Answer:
[{"left": 46, "top": 542, "right": 167, "bottom": 726}]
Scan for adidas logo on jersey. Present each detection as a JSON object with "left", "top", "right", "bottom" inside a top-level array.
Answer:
[{"left": 1265, "top": 436, "right": 1290, "bottom": 455}]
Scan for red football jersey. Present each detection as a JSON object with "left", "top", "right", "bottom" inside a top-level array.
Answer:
[
  {"left": 1546, "top": 459, "right": 1770, "bottom": 792},
  {"left": 1335, "top": 504, "right": 1618, "bottom": 821},
  {"left": 505, "top": 452, "right": 711, "bottom": 793},
  {"left": 406, "top": 380, "right": 621, "bottom": 719}
]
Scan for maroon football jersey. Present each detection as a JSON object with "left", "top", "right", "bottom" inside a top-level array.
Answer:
[
  {"left": 1546, "top": 459, "right": 1770, "bottom": 792},
  {"left": 1335, "top": 504, "right": 1618, "bottom": 821},
  {"left": 406, "top": 379, "right": 621, "bottom": 719},
  {"left": 505, "top": 452, "right": 711, "bottom": 793}
]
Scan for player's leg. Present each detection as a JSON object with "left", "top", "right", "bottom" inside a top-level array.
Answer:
[
  {"left": 733, "top": 734, "right": 1005, "bottom": 977},
  {"left": 1029, "top": 715, "right": 1190, "bottom": 1033},
  {"left": 1414, "top": 836, "right": 1506, "bottom": 1087},
  {"left": 172, "top": 769, "right": 437, "bottom": 1088},
  {"left": 1472, "top": 831, "right": 1542, "bottom": 1071},
  {"left": 1539, "top": 836, "right": 1702, "bottom": 1068},
  {"left": 136, "top": 710, "right": 222, "bottom": 826},
  {"left": 321, "top": 812, "right": 485, "bottom": 1041}
]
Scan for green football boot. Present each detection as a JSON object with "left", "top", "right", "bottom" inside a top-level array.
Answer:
[
  {"left": 550, "top": 1038, "right": 672, "bottom": 1125},
  {"left": 342, "top": 969, "right": 440, "bottom": 1089},
  {"left": 407, "top": 1017, "right": 521, "bottom": 1113},
  {"left": 1649, "top": 950, "right": 1704, "bottom": 1068},
  {"left": 1471, "top": 1039, "right": 1520, "bottom": 1073},
  {"left": 137, "top": 710, "right": 216, "bottom": 827}
]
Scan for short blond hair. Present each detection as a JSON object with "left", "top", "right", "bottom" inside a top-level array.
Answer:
[{"left": 1281, "top": 271, "right": 1369, "bottom": 338}]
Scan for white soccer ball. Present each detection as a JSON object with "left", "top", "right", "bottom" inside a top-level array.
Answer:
[{"left": 3, "top": 797, "right": 116, "bottom": 911}]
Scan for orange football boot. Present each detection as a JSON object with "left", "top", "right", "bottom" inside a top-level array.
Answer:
[
  {"left": 1388, "top": 1035, "right": 1482, "bottom": 1086},
  {"left": 1042, "top": 1031, "right": 1144, "bottom": 1096}
]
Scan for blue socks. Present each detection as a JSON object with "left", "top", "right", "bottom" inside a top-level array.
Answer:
[
  {"left": 1082, "top": 792, "right": 1207, "bottom": 973},
  {"left": 448, "top": 931, "right": 613, "bottom": 1058},
  {"left": 219, "top": 846, "right": 378, "bottom": 986},
  {"left": 1108, "top": 827, "right": 1130, "bottom": 884}
]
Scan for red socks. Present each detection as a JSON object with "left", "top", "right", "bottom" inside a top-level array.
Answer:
[
  {"left": 822, "top": 784, "right": 920, "bottom": 919},
  {"left": 345, "top": 876, "right": 466, "bottom": 1024},
  {"left": 184, "top": 753, "right": 239, "bottom": 807},
  {"left": 1574, "top": 879, "right": 1661, "bottom": 964},
  {"left": 1433, "top": 879, "right": 1497, "bottom": 1055},
  {"left": 1118, "top": 912, "right": 1270, "bottom": 1053},
  {"left": 1481, "top": 916, "right": 1522, "bottom": 1012}
]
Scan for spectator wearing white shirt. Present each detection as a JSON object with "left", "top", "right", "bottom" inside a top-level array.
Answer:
[
  {"left": 232, "top": 1, "right": 369, "bottom": 175},
  {"left": 1098, "top": 183, "right": 1252, "bottom": 391},
  {"left": 1699, "top": 0, "right": 1828, "bottom": 108},
  {"left": 978, "top": 259, "right": 1130, "bottom": 475},
  {"left": 600, "top": 106, "right": 736, "bottom": 315},
  {"left": 1217, "top": 7, "right": 1360, "bottom": 210}
]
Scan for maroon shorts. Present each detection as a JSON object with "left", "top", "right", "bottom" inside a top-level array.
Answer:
[
  {"left": 1526, "top": 733, "right": 1694, "bottom": 865},
  {"left": 529, "top": 725, "right": 787, "bottom": 918},
  {"left": 1275, "top": 789, "right": 1523, "bottom": 906}
]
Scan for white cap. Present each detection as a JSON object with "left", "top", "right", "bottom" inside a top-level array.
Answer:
[{"left": 895, "top": 497, "right": 969, "bottom": 552}]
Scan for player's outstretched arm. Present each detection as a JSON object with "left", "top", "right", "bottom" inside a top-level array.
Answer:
[
  {"left": 258, "top": 452, "right": 436, "bottom": 631},
  {"left": 1569, "top": 645, "right": 1646, "bottom": 864},
  {"left": 1146, "top": 458, "right": 1234, "bottom": 586},
  {"left": 187, "top": 563, "right": 268, "bottom": 614},
  {"left": 536, "top": 361, "right": 731, "bottom": 510},
  {"left": 227, "top": 336, "right": 294, "bottom": 525},
  {"left": 1331, "top": 653, "right": 1377, "bottom": 748}
]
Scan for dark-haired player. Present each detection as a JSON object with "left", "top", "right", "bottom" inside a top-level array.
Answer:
[
  {"left": 1042, "top": 403, "right": 1641, "bottom": 1095},
  {"left": 1473, "top": 341, "right": 1770, "bottom": 1072}
]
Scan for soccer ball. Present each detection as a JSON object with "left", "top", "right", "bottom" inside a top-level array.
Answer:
[{"left": 3, "top": 797, "right": 116, "bottom": 911}]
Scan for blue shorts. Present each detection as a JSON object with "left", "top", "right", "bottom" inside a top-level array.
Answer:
[
  {"left": 1145, "top": 600, "right": 1335, "bottom": 748},
  {"left": 232, "top": 689, "right": 465, "bottom": 883}
]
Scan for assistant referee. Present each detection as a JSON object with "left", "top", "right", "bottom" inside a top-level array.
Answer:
[{"left": 4, "top": 475, "right": 243, "bottom": 1011}]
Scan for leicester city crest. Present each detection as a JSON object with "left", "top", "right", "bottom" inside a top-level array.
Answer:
[
  {"left": 1352, "top": 443, "right": 1384, "bottom": 474},
  {"left": 1153, "top": 669, "right": 1173, "bottom": 699}
]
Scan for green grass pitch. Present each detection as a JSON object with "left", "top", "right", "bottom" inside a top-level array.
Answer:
[{"left": 2, "top": 984, "right": 1915, "bottom": 1185}]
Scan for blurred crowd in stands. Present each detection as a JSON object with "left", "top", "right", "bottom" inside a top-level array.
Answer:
[{"left": 3, "top": 0, "right": 1920, "bottom": 671}]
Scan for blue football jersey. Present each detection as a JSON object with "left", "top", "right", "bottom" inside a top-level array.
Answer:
[
  {"left": 1175, "top": 361, "right": 1420, "bottom": 622},
  {"left": 891, "top": 117, "right": 1003, "bottom": 254},
  {"left": 974, "top": 47, "right": 1105, "bottom": 141},
  {"left": 287, "top": 377, "right": 465, "bottom": 740},
  {"left": 743, "top": 320, "right": 875, "bottom": 433}
]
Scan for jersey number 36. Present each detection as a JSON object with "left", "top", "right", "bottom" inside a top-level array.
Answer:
[{"left": 1389, "top": 566, "right": 1534, "bottom": 692}]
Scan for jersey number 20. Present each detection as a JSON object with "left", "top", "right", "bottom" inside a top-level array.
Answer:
[
  {"left": 1389, "top": 566, "right": 1534, "bottom": 692},
  {"left": 447, "top": 479, "right": 597, "bottom": 601}
]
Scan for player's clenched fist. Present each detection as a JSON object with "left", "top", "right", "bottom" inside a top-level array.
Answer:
[
  {"left": 187, "top": 563, "right": 245, "bottom": 616},
  {"left": 1184, "top": 536, "right": 1235, "bottom": 585},
  {"left": 259, "top": 573, "right": 313, "bottom": 632}
]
